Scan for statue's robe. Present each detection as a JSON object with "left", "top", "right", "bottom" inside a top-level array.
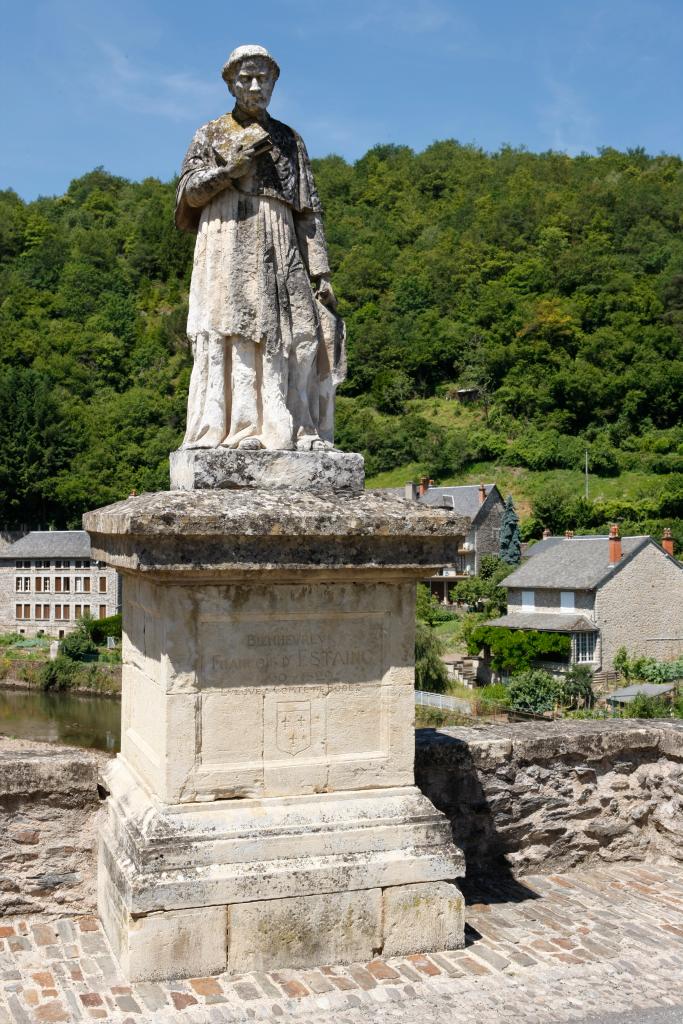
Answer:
[{"left": 176, "top": 110, "right": 341, "bottom": 449}]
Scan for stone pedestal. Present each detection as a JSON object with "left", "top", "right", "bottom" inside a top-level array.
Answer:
[
  {"left": 170, "top": 447, "right": 365, "bottom": 494},
  {"left": 84, "top": 486, "right": 469, "bottom": 981}
]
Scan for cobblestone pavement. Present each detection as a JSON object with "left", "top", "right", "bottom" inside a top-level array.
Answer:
[{"left": 1, "top": 864, "right": 683, "bottom": 1023}]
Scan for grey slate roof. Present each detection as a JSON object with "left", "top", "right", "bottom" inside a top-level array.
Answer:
[
  {"left": 4, "top": 531, "right": 92, "bottom": 558},
  {"left": 416, "top": 484, "right": 500, "bottom": 521},
  {"left": 503, "top": 535, "right": 652, "bottom": 591},
  {"left": 606, "top": 683, "right": 676, "bottom": 704},
  {"left": 485, "top": 612, "right": 596, "bottom": 633}
]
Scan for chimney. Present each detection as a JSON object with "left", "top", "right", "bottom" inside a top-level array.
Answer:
[
  {"left": 478, "top": 483, "right": 487, "bottom": 505},
  {"left": 564, "top": 530, "right": 574, "bottom": 540},
  {"left": 662, "top": 528, "right": 674, "bottom": 557},
  {"left": 542, "top": 528, "right": 552, "bottom": 540},
  {"left": 419, "top": 476, "right": 430, "bottom": 497},
  {"left": 404, "top": 482, "right": 418, "bottom": 502},
  {"left": 608, "top": 524, "right": 622, "bottom": 565}
]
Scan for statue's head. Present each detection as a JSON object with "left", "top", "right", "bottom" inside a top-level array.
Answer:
[{"left": 222, "top": 45, "right": 280, "bottom": 116}]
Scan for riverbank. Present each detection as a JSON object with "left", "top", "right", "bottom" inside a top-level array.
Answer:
[{"left": 0, "top": 674, "right": 121, "bottom": 699}]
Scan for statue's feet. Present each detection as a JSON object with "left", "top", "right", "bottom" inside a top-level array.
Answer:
[
  {"left": 296, "top": 436, "right": 334, "bottom": 452},
  {"left": 182, "top": 430, "right": 225, "bottom": 450}
]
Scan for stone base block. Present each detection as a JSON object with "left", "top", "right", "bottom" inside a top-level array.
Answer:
[
  {"left": 97, "top": 757, "right": 465, "bottom": 979},
  {"left": 382, "top": 881, "right": 465, "bottom": 957},
  {"left": 97, "top": 861, "right": 228, "bottom": 982},
  {"left": 169, "top": 447, "right": 365, "bottom": 494},
  {"left": 228, "top": 890, "right": 382, "bottom": 973}
]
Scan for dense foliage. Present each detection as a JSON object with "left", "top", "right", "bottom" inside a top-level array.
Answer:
[
  {"left": 2, "top": 141, "right": 683, "bottom": 527},
  {"left": 506, "top": 665, "right": 594, "bottom": 714},
  {"left": 466, "top": 625, "right": 571, "bottom": 673},
  {"left": 613, "top": 647, "right": 683, "bottom": 683},
  {"left": 416, "top": 583, "right": 457, "bottom": 626}
]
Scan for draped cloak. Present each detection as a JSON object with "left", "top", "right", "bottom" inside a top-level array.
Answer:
[{"left": 176, "top": 111, "right": 331, "bottom": 357}]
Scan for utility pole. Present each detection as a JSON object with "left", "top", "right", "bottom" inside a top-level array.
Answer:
[{"left": 585, "top": 449, "right": 589, "bottom": 500}]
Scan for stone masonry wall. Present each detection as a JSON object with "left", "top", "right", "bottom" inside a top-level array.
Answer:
[
  {"left": 416, "top": 720, "right": 683, "bottom": 877},
  {"left": 506, "top": 587, "right": 594, "bottom": 614},
  {"left": 473, "top": 499, "right": 504, "bottom": 575},
  {"left": 595, "top": 543, "right": 683, "bottom": 667},
  {"left": 0, "top": 738, "right": 108, "bottom": 918},
  {"left": 0, "top": 563, "right": 120, "bottom": 637}
]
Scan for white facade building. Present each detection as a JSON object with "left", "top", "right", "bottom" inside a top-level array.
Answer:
[{"left": 0, "top": 531, "right": 121, "bottom": 638}]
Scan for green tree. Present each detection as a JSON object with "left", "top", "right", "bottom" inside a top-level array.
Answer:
[
  {"left": 414, "top": 623, "right": 448, "bottom": 693},
  {"left": 499, "top": 495, "right": 521, "bottom": 565},
  {"left": 450, "top": 555, "right": 513, "bottom": 615}
]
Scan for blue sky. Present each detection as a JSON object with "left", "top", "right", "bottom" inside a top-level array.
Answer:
[{"left": 3, "top": 0, "right": 683, "bottom": 200}]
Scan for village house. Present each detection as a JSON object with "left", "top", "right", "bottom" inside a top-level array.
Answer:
[
  {"left": 0, "top": 531, "right": 121, "bottom": 638},
  {"left": 399, "top": 480, "right": 505, "bottom": 602},
  {"left": 484, "top": 527, "right": 683, "bottom": 673}
]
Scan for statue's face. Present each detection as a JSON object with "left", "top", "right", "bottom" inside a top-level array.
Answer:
[{"left": 229, "top": 57, "right": 276, "bottom": 115}]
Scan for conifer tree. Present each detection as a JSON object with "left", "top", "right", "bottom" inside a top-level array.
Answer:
[{"left": 499, "top": 495, "right": 521, "bottom": 565}]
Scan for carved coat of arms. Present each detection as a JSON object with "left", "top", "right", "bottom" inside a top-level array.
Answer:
[{"left": 276, "top": 701, "right": 311, "bottom": 755}]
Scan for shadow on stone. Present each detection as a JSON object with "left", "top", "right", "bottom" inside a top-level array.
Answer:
[{"left": 415, "top": 727, "right": 540, "bottom": 906}]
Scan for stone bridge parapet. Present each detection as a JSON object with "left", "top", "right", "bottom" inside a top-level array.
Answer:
[{"left": 416, "top": 719, "right": 683, "bottom": 876}]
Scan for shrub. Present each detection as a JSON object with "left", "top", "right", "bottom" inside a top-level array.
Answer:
[
  {"left": 621, "top": 694, "right": 673, "bottom": 719},
  {"left": 40, "top": 655, "right": 77, "bottom": 691},
  {"left": 559, "top": 664, "right": 595, "bottom": 709},
  {"left": 415, "top": 623, "right": 448, "bottom": 693},
  {"left": 479, "top": 683, "right": 510, "bottom": 703},
  {"left": 0, "top": 632, "right": 21, "bottom": 646},
  {"left": 508, "top": 670, "right": 560, "bottom": 714},
  {"left": 59, "top": 624, "right": 98, "bottom": 662}
]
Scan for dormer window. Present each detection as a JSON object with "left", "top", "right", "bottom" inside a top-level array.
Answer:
[
  {"left": 560, "top": 591, "right": 575, "bottom": 611},
  {"left": 521, "top": 590, "right": 535, "bottom": 611}
]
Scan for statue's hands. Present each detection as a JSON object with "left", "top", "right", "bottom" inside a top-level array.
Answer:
[
  {"left": 314, "top": 276, "right": 337, "bottom": 311},
  {"left": 215, "top": 131, "right": 273, "bottom": 181}
]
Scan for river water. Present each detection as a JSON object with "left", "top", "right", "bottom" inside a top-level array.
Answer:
[{"left": 0, "top": 687, "right": 120, "bottom": 753}]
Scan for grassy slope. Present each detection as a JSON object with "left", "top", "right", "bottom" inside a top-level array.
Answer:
[{"left": 364, "top": 398, "right": 666, "bottom": 518}]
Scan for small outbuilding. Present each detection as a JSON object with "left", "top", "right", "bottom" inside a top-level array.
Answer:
[{"left": 606, "top": 683, "right": 676, "bottom": 708}]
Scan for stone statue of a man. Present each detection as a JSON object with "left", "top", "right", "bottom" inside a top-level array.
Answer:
[{"left": 176, "top": 44, "right": 345, "bottom": 451}]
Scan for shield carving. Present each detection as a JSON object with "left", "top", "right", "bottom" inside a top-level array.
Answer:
[{"left": 276, "top": 701, "right": 311, "bottom": 756}]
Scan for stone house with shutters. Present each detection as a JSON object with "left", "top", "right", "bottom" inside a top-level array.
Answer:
[
  {"left": 0, "top": 531, "right": 121, "bottom": 638},
  {"left": 483, "top": 528, "right": 683, "bottom": 673}
]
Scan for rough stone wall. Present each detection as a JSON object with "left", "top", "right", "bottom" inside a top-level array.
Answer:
[
  {"left": 0, "top": 738, "right": 108, "bottom": 918},
  {"left": 473, "top": 498, "right": 504, "bottom": 575},
  {"left": 416, "top": 720, "right": 683, "bottom": 877},
  {"left": 595, "top": 543, "right": 683, "bottom": 668},
  {"left": 0, "top": 567, "right": 15, "bottom": 633},
  {"left": 506, "top": 587, "right": 594, "bottom": 614}
]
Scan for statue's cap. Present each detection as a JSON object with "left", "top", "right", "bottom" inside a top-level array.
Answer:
[{"left": 222, "top": 45, "right": 280, "bottom": 83}]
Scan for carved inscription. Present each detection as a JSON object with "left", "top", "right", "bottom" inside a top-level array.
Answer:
[
  {"left": 199, "top": 614, "right": 383, "bottom": 688},
  {"left": 276, "top": 701, "right": 311, "bottom": 755}
]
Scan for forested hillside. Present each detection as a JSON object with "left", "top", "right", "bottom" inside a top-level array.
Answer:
[{"left": 1, "top": 143, "right": 682, "bottom": 537}]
